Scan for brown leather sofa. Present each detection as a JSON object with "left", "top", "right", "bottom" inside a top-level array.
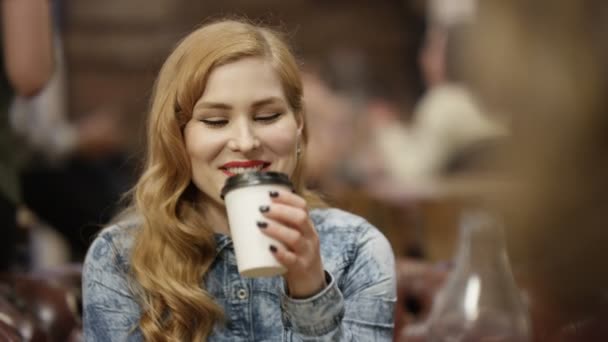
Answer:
[
  {"left": 0, "top": 265, "right": 83, "bottom": 341},
  {"left": 1, "top": 259, "right": 450, "bottom": 341}
]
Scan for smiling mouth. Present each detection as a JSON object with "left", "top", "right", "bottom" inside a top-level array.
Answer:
[{"left": 219, "top": 160, "right": 271, "bottom": 176}]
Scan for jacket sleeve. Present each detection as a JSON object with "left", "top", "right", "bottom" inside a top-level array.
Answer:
[
  {"left": 281, "top": 221, "right": 397, "bottom": 341},
  {"left": 82, "top": 231, "right": 143, "bottom": 341}
]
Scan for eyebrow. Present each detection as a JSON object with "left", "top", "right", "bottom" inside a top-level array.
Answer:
[
  {"left": 194, "top": 102, "right": 231, "bottom": 111},
  {"left": 251, "top": 97, "right": 286, "bottom": 110},
  {"left": 194, "top": 96, "right": 286, "bottom": 112}
]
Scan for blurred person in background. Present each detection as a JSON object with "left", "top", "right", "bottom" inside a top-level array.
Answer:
[
  {"left": 374, "top": 0, "right": 507, "bottom": 196},
  {"left": 465, "top": 0, "right": 608, "bottom": 340},
  {"left": 301, "top": 69, "right": 356, "bottom": 193},
  {"left": 0, "top": 0, "right": 54, "bottom": 271},
  {"left": 9, "top": 0, "right": 132, "bottom": 264},
  {"left": 300, "top": 51, "right": 394, "bottom": 199},
  {"left": 83, "top": 19, "right": 396, "bottom": 341}
]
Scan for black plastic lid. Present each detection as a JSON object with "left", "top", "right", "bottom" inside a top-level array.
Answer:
[{"left": 220, "top": 171, "right": 293, "bottom": 199}]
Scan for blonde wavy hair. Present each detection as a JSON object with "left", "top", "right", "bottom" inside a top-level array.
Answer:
[{"left": 125, "top": 19, "right": 323, "bottom": 341}]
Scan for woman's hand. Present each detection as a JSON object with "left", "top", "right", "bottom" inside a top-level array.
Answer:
[{"left": 258, "top": 189, "right": 326, "bottom": 298}]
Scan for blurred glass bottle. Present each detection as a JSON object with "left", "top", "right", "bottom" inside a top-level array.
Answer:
[{"left": 426, "top": 209, "right": 531, "bottom": 342}]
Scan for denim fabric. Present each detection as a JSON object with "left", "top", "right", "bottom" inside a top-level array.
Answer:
[{"left": 83, "top": 208, "right": 396, "bottom": 341}]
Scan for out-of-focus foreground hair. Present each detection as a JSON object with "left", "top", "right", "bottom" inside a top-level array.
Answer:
[
  {"left": 466, "top": 0, "right": 608, "bottom": 336},
  {"left": 123, "top": 19, "right": 321, "bottom": 341}
]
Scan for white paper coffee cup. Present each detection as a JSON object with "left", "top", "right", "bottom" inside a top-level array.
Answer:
[{"left": 221, "top": 172, "right": 293, "bottom": 277}]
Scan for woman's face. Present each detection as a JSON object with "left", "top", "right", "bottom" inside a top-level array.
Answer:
[{"left": 184, "top": 57, "right": 301, "bottom": 205}]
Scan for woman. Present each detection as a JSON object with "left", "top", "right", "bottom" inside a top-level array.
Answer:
[{"left": 83, "top": 19, "right": 396, "bottom": 341}]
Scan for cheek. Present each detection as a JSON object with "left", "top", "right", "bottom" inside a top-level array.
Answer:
[
  {"left": 184, "top": 125, "right": 224, "bottom": 163},
  {"left": 260, "top": 126, "right": 298, "bottom": 155}
]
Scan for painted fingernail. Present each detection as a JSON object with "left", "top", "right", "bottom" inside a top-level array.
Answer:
[
  {"left": 269, "top": 190, "right": 279, "bottom": 198},
  {"left": 257, "top": 221, "right": 268, "bottom": 228},
  {"left": 291, "top": 188, "right": 297, "bottom": 194},
  {"left": 259, "top": 205, "right": 270, "bottom": 213},
  {"left": 269, "top": 245, "right": 277, "bottom": 253}
]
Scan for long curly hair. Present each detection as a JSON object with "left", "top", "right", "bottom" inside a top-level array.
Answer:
[{"left": 126, "top": 19, "right": 323, "bottom": 341}]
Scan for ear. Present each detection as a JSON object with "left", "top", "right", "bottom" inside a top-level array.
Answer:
[{"left": 295, "top": 111, "right": 304, "bottom": 136}]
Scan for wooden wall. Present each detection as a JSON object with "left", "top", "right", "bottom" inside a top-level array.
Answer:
[{"left": 63, "top": 0, "right": 426, "bottom": 125}]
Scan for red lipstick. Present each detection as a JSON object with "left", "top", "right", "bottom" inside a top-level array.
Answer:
[{"left": 219, "top": 160, "right": 271, "bottom": 176}]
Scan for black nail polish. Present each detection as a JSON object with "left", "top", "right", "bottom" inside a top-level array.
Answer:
[
  {"left": 259, "top": 205, "right": 270, "bottom": 213},
  {"left": 269, "top": 190, "right": 279, "bottom": 198},
  {"left": 269, "top": 245, "right": 277, "bottom": 253},
  {"left": 257, "top": 221, "right": 268, "bottom": 228}
]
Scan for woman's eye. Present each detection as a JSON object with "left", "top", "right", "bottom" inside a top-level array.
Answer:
[
  {"left": 200, "top": 119, "right": 228, "bottom": 127},
  {"left": 255, "top": 112, "right": 282, "bottom": 123}
]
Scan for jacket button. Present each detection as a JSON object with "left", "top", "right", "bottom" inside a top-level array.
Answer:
[{"left": 237, "top": 288, "right": 248, "bottom": 299}]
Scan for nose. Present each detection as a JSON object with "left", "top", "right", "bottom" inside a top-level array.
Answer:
[{"left": 227, "top": 119, "right": 260, "bottom": 152}]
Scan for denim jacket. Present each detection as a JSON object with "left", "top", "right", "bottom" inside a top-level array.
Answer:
[{"left": 83, "top": 208, "right": 397, "bottom": 341}]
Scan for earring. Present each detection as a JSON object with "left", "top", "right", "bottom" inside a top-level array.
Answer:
[{"left": 296, "top": 141, "right": 302, "bottom": 157}]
